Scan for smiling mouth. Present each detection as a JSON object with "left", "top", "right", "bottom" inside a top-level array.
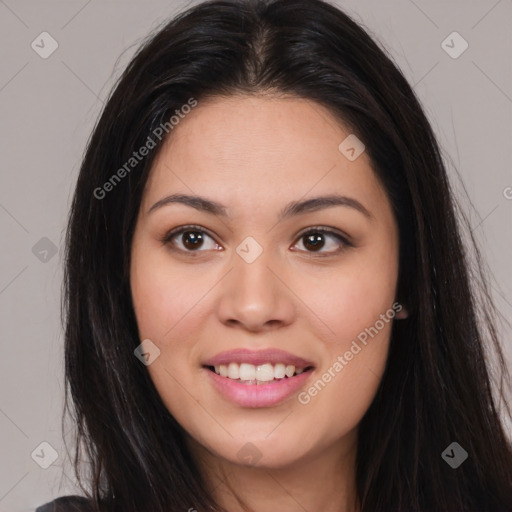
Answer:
[{"left": 204, "top": 363, "right": 315, "bottom": 385}]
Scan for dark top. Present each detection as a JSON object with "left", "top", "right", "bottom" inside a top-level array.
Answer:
[{"left": 35, "top": 496, "right": 93, "bottom": 512}]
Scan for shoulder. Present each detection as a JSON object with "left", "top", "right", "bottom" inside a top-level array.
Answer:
[{"left": 35, "top": 496, "right": 94, "bottom": 512}]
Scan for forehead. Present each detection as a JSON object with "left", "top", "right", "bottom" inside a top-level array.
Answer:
[{"left": 142, "top": 95, "right": 387, "bottom": 216}]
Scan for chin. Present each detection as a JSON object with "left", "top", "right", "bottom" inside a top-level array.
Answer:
[{"left": 202, "top": 431, "right": 315, "bottom": 469}]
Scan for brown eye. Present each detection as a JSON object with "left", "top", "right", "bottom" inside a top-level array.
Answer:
[
  {"left": 181, "top": 230, "right": 205, "bottom": 250},
  {"left": 293, "top": 228, "right": 350, "bottom": 255},
  {"left": 302, "top": 232, "right": 326, "bottom": 251},
  {"left": 162, "top": 225, "right": 220, "bottom": 253}
]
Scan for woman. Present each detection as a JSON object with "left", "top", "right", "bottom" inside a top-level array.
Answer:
[{"left": 37, "top": 0, "right": 512, "bottom": 510}]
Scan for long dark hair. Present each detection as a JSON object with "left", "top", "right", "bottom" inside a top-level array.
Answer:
[{"left": 62, "top": 0, "right": 512, "bottom": 510}]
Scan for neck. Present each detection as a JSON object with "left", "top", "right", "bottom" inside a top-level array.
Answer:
[{"left": 187, "top": 431, "right": 360, "bottom": 512}]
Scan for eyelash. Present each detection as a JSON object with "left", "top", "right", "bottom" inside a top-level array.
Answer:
[{"left": 160, "top": 224, "right": 352, "bottom": 258}]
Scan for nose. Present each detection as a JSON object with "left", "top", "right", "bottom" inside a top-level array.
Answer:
[{"left": 215, "top": 250, "right": 296, "bottom": 332}]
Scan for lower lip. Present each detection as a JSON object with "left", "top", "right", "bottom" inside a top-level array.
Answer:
[{"left": 204, "top": 367, "right": 314, "bottom": 408}]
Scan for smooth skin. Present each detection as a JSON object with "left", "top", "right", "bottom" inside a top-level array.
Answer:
[{"left": 130, "top": 95, "right": 407, "bottom": 512}]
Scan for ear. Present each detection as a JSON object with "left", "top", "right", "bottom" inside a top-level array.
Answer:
[{"left": 395, "top": 306, "right": 409, "bottom": 319}]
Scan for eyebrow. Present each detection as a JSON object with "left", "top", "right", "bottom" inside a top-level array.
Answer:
[{"left": 147, "top": 193, "right": 373, "bottom": 220}]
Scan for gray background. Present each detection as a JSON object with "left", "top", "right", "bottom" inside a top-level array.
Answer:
[{"left": 0, "top": 0, "right": 511, "bottom": 510}]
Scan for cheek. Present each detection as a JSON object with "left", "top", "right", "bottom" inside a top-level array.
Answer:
[
  {"left": 292, "top": 243, "right": 397, "bottom": 433},
  {"left": 302, "top": 245, "right": 399, "bottom": 345},
  {"left": 130, "top": 247, "right": 211, "bottom": 342},
  {"left": 130, "top": 252, "right": 211, "bottom": 425},
  {"left": 297, "top": 334, "right": 390, "bottom": 451},
  {"left": 298, "top": 283, "right": 395, "bottom": 441}
]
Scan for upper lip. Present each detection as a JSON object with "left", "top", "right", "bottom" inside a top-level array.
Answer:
[{"left": 203, "top": 348, "right": 314, "bottom": 368}]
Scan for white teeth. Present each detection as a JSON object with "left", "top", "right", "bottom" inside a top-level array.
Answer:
[
  {"left": 228, "top": 362, "right": 239, "bottom": 379},
  {"left": 274, "top": 363, "right": 286, "bottom": 379},
  {"left": 284, "top": 365, "right": 295, "bottom": 377},
  {"left": 213, "top": 362, "right": 308, "bottom": 381},
  {"left": 256, "top": 363, "right": 275, "bottom": 382},
  {"left": 239, "top": 363, "right": 256, "bottom": 381}
]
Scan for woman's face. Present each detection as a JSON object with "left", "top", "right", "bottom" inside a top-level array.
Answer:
[{"left": 130, "top": 95, "right": 402, "bottom": 470}]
